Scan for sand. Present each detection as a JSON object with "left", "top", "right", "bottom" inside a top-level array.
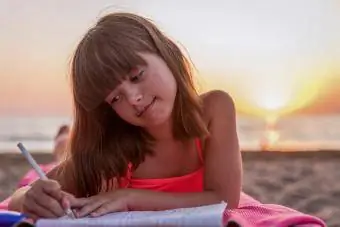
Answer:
[{"left": 0, "top": 151, "right": 339, "bottom": 226}]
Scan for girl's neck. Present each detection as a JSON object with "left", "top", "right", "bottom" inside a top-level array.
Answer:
[{"left": 146, "top": 119, "right": 173, "bottom": 141}]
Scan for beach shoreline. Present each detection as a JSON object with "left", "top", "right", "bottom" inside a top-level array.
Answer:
[{"left": 0, "top": 150, "right": 339, "bottom": 226}]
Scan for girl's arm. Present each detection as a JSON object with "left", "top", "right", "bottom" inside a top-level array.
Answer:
[{"left": 201, "top": 90, "right": 242, "bottom": 208}]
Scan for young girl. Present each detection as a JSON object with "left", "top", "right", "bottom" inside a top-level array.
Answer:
[{"left": 8, "top": 12, "right": 325, "bottom": 226}]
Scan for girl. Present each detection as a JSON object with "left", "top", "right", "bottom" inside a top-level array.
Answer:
[
  {"left": 9, "top": 12, "right": 241, "bottom": 219},
  {"left": 8, "top": 12, "right": 325, "bottom": 226}
]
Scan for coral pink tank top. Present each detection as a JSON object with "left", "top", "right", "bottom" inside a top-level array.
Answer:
[{"left": 120, "top": 139, "right": 204, "bottom": 193}]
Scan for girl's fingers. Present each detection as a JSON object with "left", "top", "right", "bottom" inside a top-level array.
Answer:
[
  {"left": 61, "top": 197, "right": 71, "bottom": 210},
  {"left": 67, "top": 196, "right": 89, "bottom": 208},
  {"left": 41, "top": 180, "right": 63, "bottom": 201},
  {"left": 76, "top": 198, "right": 104, "bottom": 218},
  {"left": 32, "top": 191, "right": 65, "bottom": 217},
  {"left": 23, "top": 199, "right": 57, "bottom": 219},
  {"left": 91, "top": 200, "right": 128, "bottom": 217}
]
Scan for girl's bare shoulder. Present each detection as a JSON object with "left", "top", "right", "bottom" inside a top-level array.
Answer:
[{"left": 200, "top": 89, "right": 236, "bottom": 123}]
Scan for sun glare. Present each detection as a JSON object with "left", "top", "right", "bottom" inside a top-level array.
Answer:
[
  {"left": 230, "top": 67, "right": 333, "bottom": 118},
  {"left": 244, "top": 75, "right": 294, "bottom": 116},
  {"left": 254, "top": 90, "right": 291, "bottom": 112}
]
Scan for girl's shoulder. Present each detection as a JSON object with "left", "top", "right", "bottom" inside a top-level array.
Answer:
[
  {"left": 200, "top": 89, "right": 236, "bottom": 121},
  {"left": 199, "top": 90, "right": 236, "bottom": 148}
]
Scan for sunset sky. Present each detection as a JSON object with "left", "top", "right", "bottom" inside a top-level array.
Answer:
[{"left": 1, "top": 0, "right": 340, "bottom": 117}]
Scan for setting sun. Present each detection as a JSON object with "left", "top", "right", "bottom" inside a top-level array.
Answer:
[
  {"left": 251, "top": 82, "right": 292, "bottom": 112},
  {"left": 223, "top": 66, "right": 335, "bottom": 118}
]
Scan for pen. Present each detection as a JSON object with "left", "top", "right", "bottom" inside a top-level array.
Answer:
[{"left": 17, "top": 142, "right": 76, "bottom": 219}]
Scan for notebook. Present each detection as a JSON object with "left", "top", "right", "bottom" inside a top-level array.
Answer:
[{"left": 36, "top": 202, "right": 227, "bottom": 227}]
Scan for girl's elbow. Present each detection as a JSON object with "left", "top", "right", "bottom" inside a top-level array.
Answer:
[
  {"left": 222, "top": 192, "right": 240, "bottom": 209},
  {"left": 226, "top": 199, "right": 239, "bottom": 209}
]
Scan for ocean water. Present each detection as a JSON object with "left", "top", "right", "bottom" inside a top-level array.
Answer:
[{"left": 0, "top": 115, "right": 339, "bottom": 152}]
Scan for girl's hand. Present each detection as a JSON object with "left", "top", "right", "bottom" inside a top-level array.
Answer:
[
  {"left": 22, "top": 179, "right": 75, "bottom": 221},
  {"left": 71, "top": 189, "right": 132, "bottom": 218}
]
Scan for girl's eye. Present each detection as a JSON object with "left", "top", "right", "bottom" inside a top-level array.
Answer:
[
  {"left": 131, "top": 70, "right": 144, "bottom": 82},
  {"left": 110, "top": 95, "right": 121, "bottom": 104}
]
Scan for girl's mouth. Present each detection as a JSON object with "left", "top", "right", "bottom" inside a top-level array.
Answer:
[{"left": 137, "top": 96, "right": 156, "bottom": 117}]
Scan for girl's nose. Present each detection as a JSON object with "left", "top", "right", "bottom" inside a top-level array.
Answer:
[
  {"left": 124, "top": 84, "right": 143, "bottom": 106},
  {"left": 128, "top": 93, "right": 143, "bottom": 105}
]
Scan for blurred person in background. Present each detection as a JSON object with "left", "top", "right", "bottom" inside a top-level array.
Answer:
[{"left": 18, "top": 124, "right": 70, "bottom": 188}]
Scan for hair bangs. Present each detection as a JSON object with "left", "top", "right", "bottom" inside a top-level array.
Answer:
[{"left": 72, "top": 27, "right": 150, "bottom": 111}]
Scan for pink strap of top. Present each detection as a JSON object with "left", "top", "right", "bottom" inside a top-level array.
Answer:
[{"left": 122, "top": 139, "right": 203, "bottom": 188}]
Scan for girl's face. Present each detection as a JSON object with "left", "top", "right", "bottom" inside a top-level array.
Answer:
[{"left": 105, "top": 52, "right": 177, "bottom": 129}]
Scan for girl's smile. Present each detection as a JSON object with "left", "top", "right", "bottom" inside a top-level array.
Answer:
[{"left": 137, "top": 96, "right": 156, "bottom": 117}]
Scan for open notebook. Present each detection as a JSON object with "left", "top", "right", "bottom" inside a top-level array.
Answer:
[{"left": 36, "top": 202, "right": 227, "bottom": 227}]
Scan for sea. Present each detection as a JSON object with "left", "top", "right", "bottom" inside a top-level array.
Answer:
[{"left": 0, "top": 115, "right": 339, "bottom": 153}]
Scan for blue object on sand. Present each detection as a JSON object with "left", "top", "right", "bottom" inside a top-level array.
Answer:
[{"left": 0, "top": 210, "right": 26, "bottom": 227}]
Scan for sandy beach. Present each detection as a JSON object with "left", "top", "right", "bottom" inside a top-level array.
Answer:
[{"left": 0, "top": 151, "right": 339, "bottom": 226}]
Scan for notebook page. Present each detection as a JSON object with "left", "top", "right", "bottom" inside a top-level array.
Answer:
[{"left": 36, "top": 202, "right": 227, "bottom": 227}]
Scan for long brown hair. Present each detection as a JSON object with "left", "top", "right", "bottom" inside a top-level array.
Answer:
[{"left": 65, "top": 12, "right": 209, "bottom": 197}]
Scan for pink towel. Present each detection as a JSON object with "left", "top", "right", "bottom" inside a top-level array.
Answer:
[
  {"left": 0, "top": 197, "right": 10, "bottom": 210},
  {"left": 223, "top": 193, "right": 326, "bottom": 227},
  {"left": 18, "top": 163, "right": 56, "bottom": 188},
  {"left": 0, "top": 163, "right": 56, "bottom": 211}
]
